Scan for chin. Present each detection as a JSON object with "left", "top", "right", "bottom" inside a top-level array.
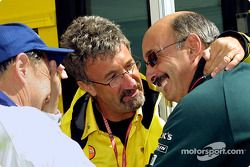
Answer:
[{"left": 125, "top": 92, "right": 145, "bottom": 111}]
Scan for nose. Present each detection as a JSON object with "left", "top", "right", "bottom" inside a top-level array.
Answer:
[
  {"left": 146, "top": 66, "right": 157, "bottom": 85},
  {"left": 121, "top": 73, "right": 137, "bottom": 88}
]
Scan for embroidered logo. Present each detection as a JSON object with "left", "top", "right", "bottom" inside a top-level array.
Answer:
[{"left": 157, "top": 143, "right": 168, "bottom": 153}]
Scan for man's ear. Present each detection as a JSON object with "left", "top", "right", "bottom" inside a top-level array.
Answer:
[
  {"left": 14, "top": 53, "right": 30, "bottom": 83},
  {"left": 77, "top": 80, "right": 97, "bottom": 96},
  {"left": 186, "top": 33, "right": 203, "bottom": 62}
]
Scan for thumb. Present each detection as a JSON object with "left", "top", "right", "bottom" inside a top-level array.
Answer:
[
  {"left": 202, "top": 48, "right": 213, "bottom": 75},
  {"left": 202, "top": 48, "right": 211, "bottom": 61}
]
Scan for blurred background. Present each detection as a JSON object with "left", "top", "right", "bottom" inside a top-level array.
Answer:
[{"left": 1, "top": 0, "right": 249, "bottom": 111}]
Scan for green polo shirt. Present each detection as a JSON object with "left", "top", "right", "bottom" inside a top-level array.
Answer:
[{"left": 149, "top": 62, "right": 250, "bottom": 167}]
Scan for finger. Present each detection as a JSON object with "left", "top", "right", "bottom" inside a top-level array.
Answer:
[
  {"left": 211, "top": 57, "right": 229, "bottom": 77},
  {"left": 57, "top": 64, "right": 65, "bottom": 72},
  {"left": 225, "top": 53, "right": 242, "bottom": 71},
  {"left": 205, "top": 36, "right": 244, "bottom": 77},
  {"left": 50, "top": 60, "right": 58, "bottom": 79},
  {"left": 223, "top": 54, "right": 233, "bottom": 64},
  {"left": 43, "top": 61, "right": 61, "bottom": 113},
  {"left": 211, "top": 67, "right": 219, "bottom": 78},
  {"left": 211, "top": 52, "right": 242, "bottom": 77},
  {"left": 203, "top": 49, "right": 212, "bottom": 75},
  {"left": 203, "top": 48, "right": 213, "bottom": 75},
  {"left": 50, "top": 61, "right": 61, "bottom": 102},
  {"left": 60, "top": 70, "right": 68, "bottom": 79},
  {"left": 210, "top": 47, "right": 238, "bottom": 73},
  {"left": 57, "top": 64, "right": 68, "bottom": 79},
  {"left": 210, "top": 53, "right": 234, "bottom": 77},
  {"left": 204, "top": 50, "right": 224, "bottom": 75},
  {"left": 202, "top": 48, "right": 211, "bottom": 61}
]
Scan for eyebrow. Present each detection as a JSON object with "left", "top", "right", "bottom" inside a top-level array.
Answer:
[
  {"left": 103, "top": 69, "right": 117, "bottom": 81},
  {"left": 145, "top": 49, "right": 154, "bottom": 58},
  {"left": 102, "top": 59, "right": 134, "bottom": 80}
]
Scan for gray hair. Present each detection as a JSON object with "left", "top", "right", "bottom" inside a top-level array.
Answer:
[
  {"left": 172, "top": 12, "right": 220, "bottom": 48},
  {"left": 0, "top": 51, "right": 43, "bottom": 75},
  {"left": 60, "top": 16, "right": 130, "bottom": 82}
]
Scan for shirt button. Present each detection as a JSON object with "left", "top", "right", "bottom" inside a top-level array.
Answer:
[{"left": 140, "top": 147, "right": 144, "bottom": 153}]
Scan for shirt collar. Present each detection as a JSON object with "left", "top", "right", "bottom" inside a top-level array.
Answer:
[
  {"left": 81, "top": 97, "right": 143, "bottom": 140},
  {"left": 0, "top": 91, "right": 16, "bottom": 106}
]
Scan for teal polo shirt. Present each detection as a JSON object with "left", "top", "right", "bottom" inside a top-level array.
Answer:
[{"left": 148, "top": 62, "right": 250, "bottom": 167}]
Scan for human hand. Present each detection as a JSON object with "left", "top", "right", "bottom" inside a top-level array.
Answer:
[
  {"left": 42, "top": 61, "right": 68, "bottom": 114},
  {"left": 203, "top": 36, "right": 244, "bottom": 77}
]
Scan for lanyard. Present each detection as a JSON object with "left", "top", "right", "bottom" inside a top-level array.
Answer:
[
  {"left": 189, "top": 75, "right": 207, "bottom": 91},
  {"left": 101, "top": 114, "right": 132, "bottom": 167}
]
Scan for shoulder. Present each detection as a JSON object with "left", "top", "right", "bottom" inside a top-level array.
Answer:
[
  {"left": 0, "top": 105, "right": 94, "bottom": 167},
  {"left": 0, "top": 105, "right": 47, "bottom": 124}
]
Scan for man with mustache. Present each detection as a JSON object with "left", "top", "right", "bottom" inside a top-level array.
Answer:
[
  {"left": 143, "top": 11, "right": 250, "bottom": 166},
  {"left": 60, "top": 15, "right": 247, "bottom": 167}
]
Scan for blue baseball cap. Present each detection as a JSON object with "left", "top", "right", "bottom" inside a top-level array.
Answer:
[{"left": 0, "top": 23, "right": 74, "bottom": 65}]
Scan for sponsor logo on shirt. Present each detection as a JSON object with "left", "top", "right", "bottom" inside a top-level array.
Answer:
[
  {"left": 148, "top": 154, "right": 158, "bottom": 166},
  {"left": 160, "top": 132, "right": 172, "bottom": 141},
  {"left": 157, "top": 143, "right": 168, "bottom": 153},
  {"left": 88, "top": 145, "right": 96, "bottom": 160}
]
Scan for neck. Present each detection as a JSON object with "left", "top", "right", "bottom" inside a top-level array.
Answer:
[
  {"left": 0, "top": 82, "right": 20, "bottom": 106},
  {"left": 188, "top": 58, "right": 208, "bottom": 92},
  {"left": 0, "top": 90, "right": 24, "bottom": 106},
  {"left": 96, "top": 103, "right": 135, "bottom": 122},
  {"left": 102, "top": 112, "right": 135, "bottom": 122},
  {"left": 0, "top": 68, "right": 27, "bottom": 106}
]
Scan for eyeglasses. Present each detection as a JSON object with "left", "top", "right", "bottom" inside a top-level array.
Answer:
[
  {"left": 145, "top": 38, "right": 186, "bottom": 67},
  {"left": 87, "top": 60, "right": 141, "bottom": 88}
]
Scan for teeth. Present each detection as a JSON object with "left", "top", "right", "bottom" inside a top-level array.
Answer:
[{"left": 160, "top": 79, "right": 168, "bottom": 87}]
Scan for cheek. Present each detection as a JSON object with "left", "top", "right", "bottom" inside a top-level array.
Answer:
[
  {"left": 132, "top": 72, "right": 144, "bottom": 90},
  {"left": 157, "top": 59, "right": 170, "bottom": 72},
  {"left": 146, "top": 72, "right": 153, "bottom": 84},
  {"left": 29, "top": 81, "right": 50, "bottom": 109},
  {"left": 97, "top": 88, "right": 121, "bottom": 105},
  {"left": 37, "top": 69, "right": 51, "bottom": 92},
  {"left": 145, "top": 66, "right": 157, "bottom": 83},
  {"left": 36, "top": 78, "right": 51, "bottom": 97}
]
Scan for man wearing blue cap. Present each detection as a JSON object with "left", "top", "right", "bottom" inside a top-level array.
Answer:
[{"left": 0, "top": 23, "right": 95, "bottom": 167}]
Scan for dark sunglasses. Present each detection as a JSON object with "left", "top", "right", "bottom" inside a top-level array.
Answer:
[{"left": 145, "top": 38, "right": 187, "bottom": 67}]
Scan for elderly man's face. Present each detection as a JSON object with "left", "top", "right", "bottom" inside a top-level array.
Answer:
[
  {"left": 27, "top": 55, "right": 52, "bottom": 110},
  {"left": 142, "top": 26, "right": 195, "bottom": 102}
]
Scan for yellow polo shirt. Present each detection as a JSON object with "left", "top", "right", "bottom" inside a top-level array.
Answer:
[{"left": 61, "top": 78, "right": 165, "bottom": 167}]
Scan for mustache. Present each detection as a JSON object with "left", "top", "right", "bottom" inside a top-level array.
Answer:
[
  {"left": 120, "top": 83, "right": 142, "bottom": 98},
  {"left": 153, "top": 74, "right": 169, "bottom": 87}
]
